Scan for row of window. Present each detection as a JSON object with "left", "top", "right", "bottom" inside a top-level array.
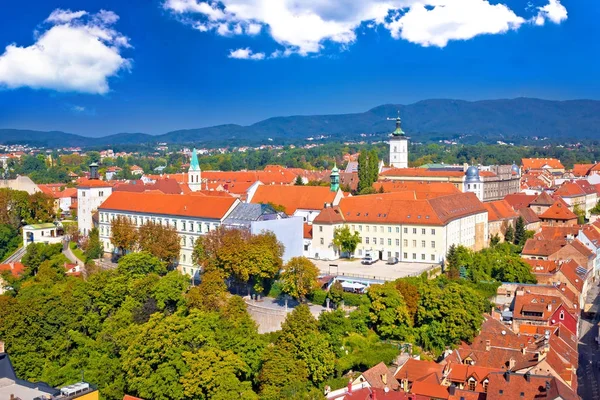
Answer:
[
  {"left": 99, "top": 212, "right": 218, "bottom": 233},
  {"left": 362, "top": 237, "right": 436, "bottom": 248},
  {"left": 350, "top": 225, "right": 437, "bottom": 235},
  {"left": 356, "top": 249, "right": 437, "bottom": 261}
]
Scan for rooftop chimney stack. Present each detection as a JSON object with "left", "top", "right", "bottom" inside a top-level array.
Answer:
[
  {"left": 485, "top": 339, "right": 491, "bottom": 351},
  {"left": 0, "top": 341, "right": 4, "bottom": 353}
]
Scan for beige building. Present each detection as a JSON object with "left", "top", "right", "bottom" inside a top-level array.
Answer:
[{"left": 311, "top": 192, "right": 488, "bottom": 262}]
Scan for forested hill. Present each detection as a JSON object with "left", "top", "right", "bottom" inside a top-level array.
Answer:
[{"left": 2, "top": 98, "right": 600, "bottom": 147}]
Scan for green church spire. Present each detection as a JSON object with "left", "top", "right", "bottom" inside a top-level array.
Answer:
[
  {"left": 388, "top": 110, "right": 405, "bottom": 137},
  {"left": 330, "top": 162, "right": 339, "bottom": 192},
  {"left": 189, "top": 148, "right": 200, "bottom": 171}
]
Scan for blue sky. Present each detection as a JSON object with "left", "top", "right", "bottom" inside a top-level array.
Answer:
[{"left": 0, "top": 0, "right": 597, "bottom": 137}]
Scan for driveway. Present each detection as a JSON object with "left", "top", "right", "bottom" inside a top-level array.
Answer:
[{"left": 312, "top": 258, "right": 437, "bottom": 282}]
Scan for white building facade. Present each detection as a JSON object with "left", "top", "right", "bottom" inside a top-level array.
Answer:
[
  {"left": 98, "top": 192, "right": 239, "bottom": 278},
  {"left": 311, "top": 193, "right": 488, "bottom": 262},
  {"left": 77, "top": 164, "right": 113, "bottom": 236}
]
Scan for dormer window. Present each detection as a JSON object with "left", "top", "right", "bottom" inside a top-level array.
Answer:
[
  {"left": 468, "top": 378, "right": 476, "bottom": 391},
  {"left": 559, "top": 310, "right": 565, "bottom": 320}
]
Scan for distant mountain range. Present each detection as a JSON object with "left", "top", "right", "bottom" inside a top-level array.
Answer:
[{"left": 2, "top": 98, "right": 600, "bottom": 148}]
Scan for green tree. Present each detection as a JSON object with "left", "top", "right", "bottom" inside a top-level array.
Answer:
[
  {"left": 276, "top": 305, "right": 335, "bottom": 384},
  {"left": 110, "top": 215, "right": 137, "bottom": 256},
  {"left": 280, "top": 257, "right": 320, "bottom": 302},
  {"left": 21, "top": 242, "right": 63, "bottom": 277},
  {"left": 367, "top": 283, "right": 411, "bottom": 339},
  {"left": 504, "top": 224, "right": 515, "bottom": 243},
  {"left": 0, "top": 224, "right": 21, "bottom": 261},
  {"left": 446, "top": 244, "right": 459, "bottom": 279},
  {"left": 181, "top": 349, "right": 257, "bottom": 400},
  {"left": 83, "top": 227, "right": 103, "bottom": 260},
  {"left": 490, "top": 233, "right": 501, "bottom": 247},
  {"left": 186, "top": 270, "right": 228, "bottom": 312},
  {"left": 514, "top": 217, "right": 526, "bottom": 245},
  {"left": 117, "top": 252, "right": 167, "bottom": 277},
  {"left": 573, "top": 204, "right": 586, "bottom": 224},
  {"left": 294, "top": 175, "right": 304, "bottom": 186},
  {"left": 137, "top": 221, "right": 181, "bottom": 265},
  {"left": 591, "top": 200, "right": 600, "bottom": 215},
  {"left": 332, "top": 226, "right": 361, "bottom": 257},
  {"left": 328, "top": 281, "right": 344, "bottom": 306}
]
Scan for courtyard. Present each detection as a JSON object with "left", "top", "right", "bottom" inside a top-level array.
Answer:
[{"left": 312, "top": 258, "right": 438, "bottom": 282}]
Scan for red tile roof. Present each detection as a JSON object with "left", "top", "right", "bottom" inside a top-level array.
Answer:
[
  {"left": 572, "top": 163, "right": 594, "bottom": 177},
  {"left": 503, "top": 194, "right": 536, "bottom": 210},
  {"left": 373, "top": 181, "right": 461, "bottom": 196},
  {"left": 251, "top": 185, "right": 338, "bottom": 215},
  {"left": 513, "top": 293, "right": 567, "bottom": 321},
  {"left": 395, "top": 359, "right": 444, "bottom": 383},
  {"left": 522, "top": 238, "right": 567, "bottom": 257},
  {"left": 525, "top": 259, "right": 560, "bottom": 274},
  {"left": 539, "top": 199, "right": 577, "bottom": 221},
  {"left": 483, "top": 200, "right": 518, "bottom": 222},
  {"left": 486, "top": 373, "right": 577, "bottom": 400},
  {"left": 77, "top": 178, "right": 113, "bottom": 188},
  {"left": 530, "top": 191, "right": 555, "bottom": 206},
  {"left": 554, "top": 182, "right": 586, "bottom": 197},
  {"left": 0, "top": 262, "right": 25, "bottom": 278},
  {"left": 522, "top": 158, "right": 565, "bottom": 170},
  {"left": 359, "top": 362, "right": 400, "bottom": 391},
  {"left": 534, "top": 226, "right": 579, "bottom": 240},
  {"left": 99, "top": 192, "right": 238, "bottom": 220},
  {"left": 517, "top": 207, "right": 540, "bottom": 224},
  {"left": 313, "top": 206, "right": 346, "bottom": 224},
  {"left": 321, "top": 192, "right": 486, "bottom": 226}
]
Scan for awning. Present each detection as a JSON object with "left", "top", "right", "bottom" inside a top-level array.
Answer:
[{"left": 341, "top": 281, "right": 367, "bottom": 290}]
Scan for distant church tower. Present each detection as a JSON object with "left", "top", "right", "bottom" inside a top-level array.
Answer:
[
  {"left": 330, "top": 163, "right": 340, "bottom": 192},
  {"left": 388, "top": 112, "right": 408, "bottom": 169},
  {"left": 188, "top": 148, "right": 201, "bottom": 192}
]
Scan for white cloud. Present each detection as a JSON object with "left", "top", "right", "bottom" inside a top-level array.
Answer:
[
  {"left": 164, "top": 0, "right": 569, "bottom": 56},
  {"left": 228, "top": 47, "right": 265, "bottom": 60},
  {"left": 535, "top": 0, "right": 568, "bottom": 25},
  {"left": 71, "top": 105, "right": 86, "bottom": 112},
  {"left": 46, "top": 9, "right": 88, "bottom": 23},
  {"left": 0, "top": 9, "right": 131, "bottom": 94}
]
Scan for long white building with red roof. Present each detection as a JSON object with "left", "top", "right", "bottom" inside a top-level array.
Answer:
[{"left": 311, "top": 191, "right": 489, "bottom": 262}]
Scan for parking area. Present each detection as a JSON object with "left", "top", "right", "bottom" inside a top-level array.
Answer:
[{"left": 312, "top": 258, "right": 438, "bottom": 282}]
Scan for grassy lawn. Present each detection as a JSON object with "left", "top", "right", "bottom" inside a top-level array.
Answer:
[{"left": 70, "top": 242, "right": 86, "bottom": 262}]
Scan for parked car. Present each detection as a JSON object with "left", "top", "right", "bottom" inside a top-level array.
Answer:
[
  {"left": 386, "top": 257, "right": 399, "bottom": 265},
  {"left": 361, "top": 256, "right": 377, "bottom": 265}
]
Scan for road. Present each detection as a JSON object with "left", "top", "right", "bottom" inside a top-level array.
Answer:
[
  {"left": 577, "top": 281, "right": 600, "bottom": 400},
  {"left": 312, "top": 258, "right": 436, "bottom": 281}
]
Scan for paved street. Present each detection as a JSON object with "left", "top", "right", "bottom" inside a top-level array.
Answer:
[
  {"left": 312, "top": 258, "right": 437, "bottom": 282},
  {"left": 578, "top": 281, "right": 600, "bottom": 400}
]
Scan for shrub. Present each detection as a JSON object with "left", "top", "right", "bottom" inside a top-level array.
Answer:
[
  {"left": 267, "top": 281, "right": 283, "bottom": 298},
  {"left": 309, "top": 289, "right": 327, "bottom": 306}
]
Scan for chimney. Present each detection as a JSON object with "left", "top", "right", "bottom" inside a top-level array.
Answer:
[
  {"left": 521, "top": 347, "right": 527, "bottom": 355},
  {"left": 381, "top": 374, "right": 387, "bottom": 386},
  {"left": 504, "top": 371, "right": 511, "bottom": 382},
  {"left": 525, "top": 373, "right": 531, "bottom": 382},
  {"left": 0, "top": 341, "right": 4, "bottom": 353},
  {"left": 347, "top": 379, "right": 352, "bottom": 394},
  {"left": 485, "top": 339, "right": 491, "bottom": 351},
  {"left": 547, "top": 304, "right": 552, "bottom": 312},
  {"left": 509, "top": 357, "right": 516, "bottom": 370}
]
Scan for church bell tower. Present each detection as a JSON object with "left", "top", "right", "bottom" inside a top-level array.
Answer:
[
  {"left": 188, "top": 148, "right": 201, "bottom": 192},
  {"left": 388, "top": 112, "right": 408, "bottom": 169}
]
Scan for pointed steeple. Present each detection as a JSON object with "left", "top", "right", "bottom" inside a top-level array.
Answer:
[
  {"left": 388, "top": 110, "right": 405, "bottom": 137},
  {"left": 188, "top": 148, "right": 201, "bottom": 192},
  {"left": 330, "top": 162, "right": 340, "bottom": 192},
  {"left": 189, "top": 148, "right": 200, "bottom": 171}
]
